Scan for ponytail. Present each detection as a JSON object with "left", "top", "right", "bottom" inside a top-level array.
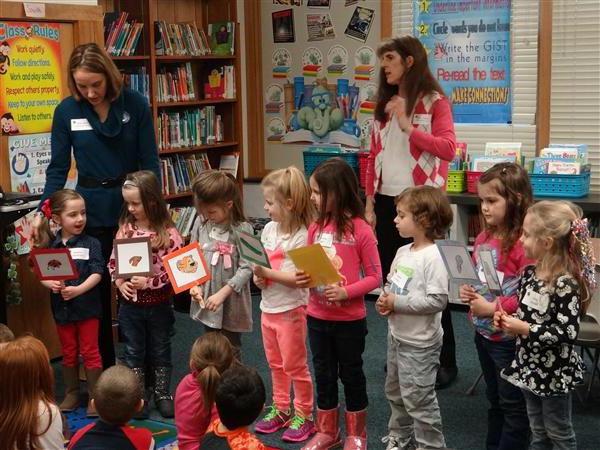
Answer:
[{"left": 197, "top": 365, "right": 221, "bottom": 413}]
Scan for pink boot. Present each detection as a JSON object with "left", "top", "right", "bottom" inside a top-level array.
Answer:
[
  {"left": 301, "top": 407, "right": 342, "bottom": 450},
  {"left": 343, "top": 409, "right": 367, "bottom": 449}
]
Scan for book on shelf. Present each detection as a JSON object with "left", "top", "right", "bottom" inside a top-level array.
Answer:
[
  {"left": 155, "top": 21, "right": 210, "bottom": 56},
  {"left": 104, "top": 12, "right": 144, "bottom": 56},
  {"left": 121, "top": 67, "right": 150, "bottom": 103},
  {"left": 168, "top": 206, "right": 198, "bottom": 238},
  {"left": 160, "top": 153, "right": 212, "bottom": 195},
  {"left": 207, "top": 21, "right": 235, "bottom": 56},
  {"left": 157, "top": 63, "right": 196, "bottom": 102},
  {"left": 204, "top": 65, "right": 236, "bottom": 99},
  {"left": 158, "top": 107, "right": 223, "bottom": 151},
  {"left": 219, "top": 153, "right": 239, "bottom": 178}
]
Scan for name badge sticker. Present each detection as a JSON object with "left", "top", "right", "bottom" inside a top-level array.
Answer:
[
  {"left": 391, "top": 271, "right": 408, "bottom": 291},
  {"left": 319, "top": 233, "right": 334, "bottom": 248},
  {"left": 522, "top": 290, "right": 549, "bottom": 313},
  {"left": 412, "top": 114, "right": 432, "bottom": 126},
  {"left": 70, "top": 118, "right": 93, "bottom": 131},
  {"left": 69, "top": 247, "right": 90, "bottom": 260}
]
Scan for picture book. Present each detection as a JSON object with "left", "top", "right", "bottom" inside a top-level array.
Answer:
[{"left": 208, "top": 21, "right": 235, "bottom": 55}]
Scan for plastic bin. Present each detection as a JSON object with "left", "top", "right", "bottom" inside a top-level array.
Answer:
[
  {"left": 358, "top": 152, "right": 369, "bottom": 188},
  {"left": 466, "top": 171, "right": 483, "bottom": 193},
  {"left": 530, "top": 172, "right": 590, "bottom": 198},
  {"left": 303, "top": 150, "right": 360, "bottom": 178},
  {"left": 446, "top": 170, "right": 465, "bottom": 193}
]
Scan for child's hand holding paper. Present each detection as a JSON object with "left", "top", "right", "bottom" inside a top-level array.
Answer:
[
  {"left": 189, "top": 285, "right": 206, "bottom": 308},
  {"left": 295, "top": 269, "right": 312, "bottom": 288}
]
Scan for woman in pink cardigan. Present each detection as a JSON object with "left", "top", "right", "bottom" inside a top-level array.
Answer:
[{"left": 365, "top": 35, "right": 459, "bottom": 388}]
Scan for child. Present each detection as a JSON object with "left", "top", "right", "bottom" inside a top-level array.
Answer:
[
  {"left": 33, "top": 189, "right": 104, "bottom": 416},
  {"left": 175, "top": 332, "right": 235, "bottom": 450},
  {"left": 296, "top": 158, "right": 382, "bottom": 449},
  {"left": 68, "top": 365, "right": 154, "bottom": 449},
  {"left": 188, "top": 170, "right": 253, "bottom": 360},
  {"left": 494, "top": 201, "right": 593, "bottom": 450},
  {"left": 202, "top": 365, "right": 280, "bottom": 450},
  {"left": 108, "top": 170, "right": 183, "bottom": 418},
  {"left": 0, "top": 336, "right": 64, "bottom": 450},
  {"left": 252, "top": 167, "right": 315, "bottom": 442},
  {"left": 459, "top": 163, "right": 533, "bottom": 450},
  {"left": 376, "top": 186, "right": 452, "bottom": 450}
]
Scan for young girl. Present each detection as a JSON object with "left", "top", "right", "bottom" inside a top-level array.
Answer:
[
  {"left": 188, "top": 170, "right": 253, "bottom": 360},
  {"left": 252, "top": 167, "right": 315, "bottom": 443},
  {"left": 296, "top": 158, "right": 382, "bottom": 450},
  {"left": 33, "top": 189, "right": 104, "bottom": 416},
  {"left": 494, "top": 201, "right": 593, "bottom": 450},
  {"left": 376, "top": 186, "right": 452, "bottom": 450},
  {"left": 459, "top": 163, "right": 533, "bottom": 450},
  {"left": 175, "top": 332, "right": 234, "bottom": 450},
  {"left": 108, "top": 170, "right": 183, "bottom": 419},
  {"left": 0, "top": 336, "right": 64, "bottom": 450}
]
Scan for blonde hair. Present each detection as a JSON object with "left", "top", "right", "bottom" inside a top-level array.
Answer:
[
  {"left": 119, "top": 171, "right": 174, "bottom": 250},
  {"left": 526, "top": 201, "right": 593, "bottom": 312},
  {"left": 191, "top": 170, "right": 245, "bottom": 226},
  {"left": 190, "top": 333, "right": 235, "bottom": 414},
  {"left": 68, "top": 43, "right": 123, "bottom": 102},
  {"left": 33, "top": 189, "right": 84, "bottom": 248},
  {"left": 395, "top": 186, "right": 453, "bottom": 241},
  {"left": 261, "top": 166, "right": 314, "bottom": 234}
]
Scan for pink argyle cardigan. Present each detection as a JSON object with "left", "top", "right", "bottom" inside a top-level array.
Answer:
[{"left": 365, "top": 92, "right": 456, "bottom": 196}]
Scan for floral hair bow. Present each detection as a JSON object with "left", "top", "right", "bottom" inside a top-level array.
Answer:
[
  {"left": 40, "top": 198, "right": 52, "bottom": 219},
  {"left": 570, "top": 218, "right": 597, "bottom": 291}
]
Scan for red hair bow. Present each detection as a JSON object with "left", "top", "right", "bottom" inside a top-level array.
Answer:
[{"left": 40, "top": 199, "right": 52, "bottom": 219}]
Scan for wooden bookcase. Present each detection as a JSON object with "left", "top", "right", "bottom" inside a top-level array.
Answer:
[{"left": 98, "top": 0, "right": 244, "bottom": 200}]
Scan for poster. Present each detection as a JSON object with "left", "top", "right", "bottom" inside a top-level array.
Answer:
[
  {"left": 0, "top": 22, "right": 63, "bottom": 134},
  {"left": 272, "top": 9, "right": 295, "bottom": 43},
  {"left": 414, "top": 0, "right": 511, "bottom": 123}
]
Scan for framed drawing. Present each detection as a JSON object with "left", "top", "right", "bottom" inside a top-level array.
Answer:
[
  {"left": 30, "top": 248, "right": 79, "bottom": 281},
  {"left": 162, "top": 242, "right": 211, "bottom": 294},
  {"left": 113, "top": 237, "right": 153, "bottom": 278},
  {"left": 435, "top": 240, "right": 479, "bottom": 286},
  {"left": 236, "top": 230, "right": 271, "bottom": 268}
]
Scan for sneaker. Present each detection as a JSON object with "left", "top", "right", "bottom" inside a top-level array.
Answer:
[
  {"left": 382, "top": 435, "right": 400, "bottom": 450},
  {"left": 282, "top": 414, "right": 316, "bottom": 443},
  {"left": 254, "top": 405, "right": 291, "bottom": 434}
]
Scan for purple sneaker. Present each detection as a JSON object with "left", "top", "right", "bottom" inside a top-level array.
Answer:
[
  {"left": 282, "top": 414, "right": 316, "bottom": 443},
  {"left": 254, "top": 405, "right": 291, "bottom": 434}
]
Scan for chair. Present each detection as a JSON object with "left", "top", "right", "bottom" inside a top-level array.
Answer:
[{"left": 575, "top": 276, "right": 600, "bottom": 402}]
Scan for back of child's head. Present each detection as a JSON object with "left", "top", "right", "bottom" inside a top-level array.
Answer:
[
  {"left": 395, "top": 186, "right": 453, "bottom": 241},
  {"left": 192, "top": 170, "right": 245, "bottom": 225},
  {"left": 215, "top": 365, "right": 265, "bottom": 430},
  {"left": 261, "top": 165, "right": 314, "bottom": 232},
  {"left": 478, "top": 162, "right": 532, "bottom": 253},
  {"left": 526, "top": 200, "right": 596, "bottom": 311},
  {"left": 0, "top": 323, "right": 15, "bottom": 344},
  {"left": 33, "top": 189, "right": 84, "bottom": 248},
  {"left": 93, "top": 365, "right": 142, "bottom": 425},
  {"left": 310, "top": 157, "right": 364, "bottom": 239},
  {"left": 190, "top": 332, "right": 235, "bottom": 413},
  {"left": 0, "top": 336, "right": 55, "bottom": 450}
]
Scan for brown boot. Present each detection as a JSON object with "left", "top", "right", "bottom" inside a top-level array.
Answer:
[
  {"left": 85, "top": 368, "right": 103, "bottom": 417},
  {"left": 59, "top": 366, "right": 80, "bottom": 412},
  {"left": 301, "top": 407, "right": 341, "bottom": 450},
  {"left": 343, "top": 409, "right": 367, "bottom": 450}
]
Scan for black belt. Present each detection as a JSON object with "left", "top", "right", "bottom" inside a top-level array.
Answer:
[{"left": 78, "top": 175, "right": 126, "bottom": 189}]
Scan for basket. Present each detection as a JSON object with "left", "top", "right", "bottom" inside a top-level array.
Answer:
[
  {"left": 446, "top": 170, "right": 465, "bottom": 193},
  {"left": 466, "top": 171, "right": 483, "bottom": 193},
  {"left": 530, "top": 172, "right": 590, "bottom": 198},
  {"left": 358, "top": 152, "right": 369, "bottom": 188},
  {"left": 303, "top": 150, "right": 360, "bottom": 178}
]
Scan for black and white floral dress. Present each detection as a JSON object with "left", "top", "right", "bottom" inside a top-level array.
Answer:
[{"left": 501, "top": 266, "right": 585, "bottom": 397}]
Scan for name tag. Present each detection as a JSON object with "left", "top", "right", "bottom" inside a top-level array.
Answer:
[
  {"left": 263, "top": 235, "right": 276, "bottom": 251},
  {"left": 209, "top": 227, "right": 229, "bottom": 242},
  {"left": 413, "top": 114, "right": 432, "bottom": 126},
  {"left": 391, "top": 272, "right": 408, "bottom": 290},
  {"left": 70, "top": 118, "right": 92, "bottom": 131},
  {"left": 522, "top": 289, "right": 549, "bottom": 313},
  {"left": 69, "top": 247, "right": 89, "bottom": 260},
  {"left": 319, "top": 233, "right": 333, "bottom": 248}
]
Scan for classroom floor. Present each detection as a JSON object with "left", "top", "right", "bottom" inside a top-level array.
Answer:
[{"left": 54, "top": 299, "right": 600, "bottom": 449}]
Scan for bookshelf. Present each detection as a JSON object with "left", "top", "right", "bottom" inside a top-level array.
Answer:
[{"left": 99, "top": 0, "right": 243, "bottom": 201}]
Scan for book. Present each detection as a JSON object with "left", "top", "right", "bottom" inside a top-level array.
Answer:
[
  {"left": 208, "top": 21, "right": 235, "bottom": 55},
  {"left": 219, "top": 153, "right": 239, "bottom": 178}
]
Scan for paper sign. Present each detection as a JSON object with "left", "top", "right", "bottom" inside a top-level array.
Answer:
[
  {"left": 477, "top": 247, "right": 503, "bottom": 295},
  {"left": 113, "top": 237, "right": 153, "bottom": 278},
  {"left": 236, "top": 230, "right": 271, "bottom": 268},
  {"left": 287, "top": 244, "right": 342, "bottom": 288},
  {"left": 30, "top": 247, "right": 79, "bottom": 281},
  {"left": 24, "top": 3, "right": 46, "bottom": 18},
  {"left": 435, "top": 240, "right": 479, "bottom": 286},
  {"left": 162, "top": 242, "right": 211, "bottom": 294}
]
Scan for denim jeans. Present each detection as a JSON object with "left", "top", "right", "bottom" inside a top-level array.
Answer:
[
  {"left": 307, "top": 316, "right": 368, "bottom": 411},
  {"left": 475, "top": 333, "right": 530, "bottom": 450},
  {"left": 522, "top": 390, "right": 577, "bottom": 450},
  {"left": 119, "top": 301, "right": 174, "bottom": 368}
]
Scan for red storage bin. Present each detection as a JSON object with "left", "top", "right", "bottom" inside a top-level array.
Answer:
[
  {"left": 466, "top": 171, "right": 483, "bottom": 193},
  {"left": 358, "top": 152, "right": 369, "bottom": 188}
]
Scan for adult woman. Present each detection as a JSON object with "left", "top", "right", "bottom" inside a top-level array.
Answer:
[
  {"left": 365, "top": 35, "right": 458, "bottom": 387},
  {"left": 32, "top": 43, "right": 160, "bottom": 369}
]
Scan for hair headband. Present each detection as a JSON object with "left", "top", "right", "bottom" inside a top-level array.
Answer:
[{"left": 123, "top": 179, "right": 137, "bottom": 188}]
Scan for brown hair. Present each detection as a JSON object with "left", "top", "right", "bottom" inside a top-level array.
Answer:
[
  {"left": 119, "top": 170, "right": 174, "bottom": 249},
  {"left": 477, "top": 163, "right": 533, "bottom": 259},
  {"left": 93, "top": 365, "right": 142, "bottom": 425},
  {"left": 395, "top": 186, "right": 453, "bottom": 241},
  {"left": 375, "top": 35, "right": 445, "bottom": 123},
  {"left": 311, "top": 158, "right": 364, "bottom": 241},
  {"left": 191, "top": 170, "right": 245, "bottom": 226},
  {"left": 0, "top": 336, "right": 56, "bottom": 450},
  {"left": 261, "top": 166, "right": 314, "bottom": 234},
  {"left": 189, "top": 332, "right": 235, "bottom": 414},
  {"left": 33, "top": 189, "right": 84, "bottom": 248},
  {"left": 68, "top": 43, "right": 123, "bottom": 102}
]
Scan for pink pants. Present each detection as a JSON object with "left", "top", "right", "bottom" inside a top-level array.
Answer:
[
  {"left": 261, "top": 306, "right": 314, "bottom": 417},
  {"left": 56, "top": 318, "right": 102, "bottom": 369}
]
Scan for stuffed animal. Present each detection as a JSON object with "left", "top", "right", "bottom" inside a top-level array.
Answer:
[{"left": 297, "top": 85, "right": 343, "bottom": 138}]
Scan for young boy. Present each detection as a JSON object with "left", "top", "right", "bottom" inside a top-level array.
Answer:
[
  {"left": 68, "top": 365, "right": 154, "bottom": 450},
  {"left": 202, "top": 365, "right": 280, "bottom": 450}
]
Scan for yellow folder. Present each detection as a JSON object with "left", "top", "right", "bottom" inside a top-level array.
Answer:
[{"left": 287, "top": 244, "right": 342, "bottom": 288}]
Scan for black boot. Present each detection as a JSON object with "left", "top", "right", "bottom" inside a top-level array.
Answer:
[
  {"left": 153, "top": 366, "right": 174, "bottom": 418},
  {"left": 131, "top": 367, "right": 150, "bottom": 419}
]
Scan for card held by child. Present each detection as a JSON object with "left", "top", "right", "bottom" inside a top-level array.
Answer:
[
  {"left": 236, "top": 230, "right": 271, "bottom": 268},
  {"left": 287, "top": 243, "right": 342, "bottom": 288},
  {"left": 162, "top": 242, "right": 211, "bottom": 294},
  {"left": 435, "top": 240, "right": 479, "bottom": 286}
]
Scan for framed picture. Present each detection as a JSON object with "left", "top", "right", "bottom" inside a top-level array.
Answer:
[
  {"left": 477, "top": 247, "right": 503, "bottom": 295},
  {"left": 30, "top": 248, "right": 79, "bottom": 281},
  {"left": 435, "top": 240, "right": 479, "bottom": 286},
  {"left": 236, "top": 230, "right": 271, "bottom": 268},
  {"left": 272, "top": 8, "right": 295, "bottom": 43},
  {"left": 162, "top": 242, "right": 211, "bottom": 294},
  {"left": 113, "top": 237, "right": 153, "bottom": 278}
]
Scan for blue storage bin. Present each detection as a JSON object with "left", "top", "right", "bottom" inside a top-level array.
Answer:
[
  {"left": 303, "top": 150, "right": 360, "bottom": 177},
  {"left": 530, "top": 172, "right": 590, "bottom": 198}
]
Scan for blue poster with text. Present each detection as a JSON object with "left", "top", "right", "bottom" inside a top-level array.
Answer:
[{"left": 414, "top": 0, "right": 511, "bottom": 124}]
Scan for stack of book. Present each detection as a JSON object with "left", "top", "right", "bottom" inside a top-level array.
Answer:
[
  {"left": 160, "top": 153, "right": 211, "bottom": 195},
  {"left": 155, "top": 21, "right": 210, "bottom": 56},
  {"left": 157, "top": 63, "right": 196, "bottom": 102},
  {"left": 121, "top": 67, "right": 150, "bottom": 103},
  {"left": 168, "top": 206, "right": 198, "bottom": 238},
  {"left": 104, "top": 12, "right": 144, "bottom": 56},
  {"left": 157, "top": 107, "right": 223, "bottom": 151}
]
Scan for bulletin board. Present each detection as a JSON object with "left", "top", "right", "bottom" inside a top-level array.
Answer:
[{"left": 260, "top": 0, "right": 382, "bottom": 171}]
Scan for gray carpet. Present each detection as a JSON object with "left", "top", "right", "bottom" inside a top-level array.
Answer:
[{"left": 54, "top": 299, "right": 600, "bottom": 449}]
